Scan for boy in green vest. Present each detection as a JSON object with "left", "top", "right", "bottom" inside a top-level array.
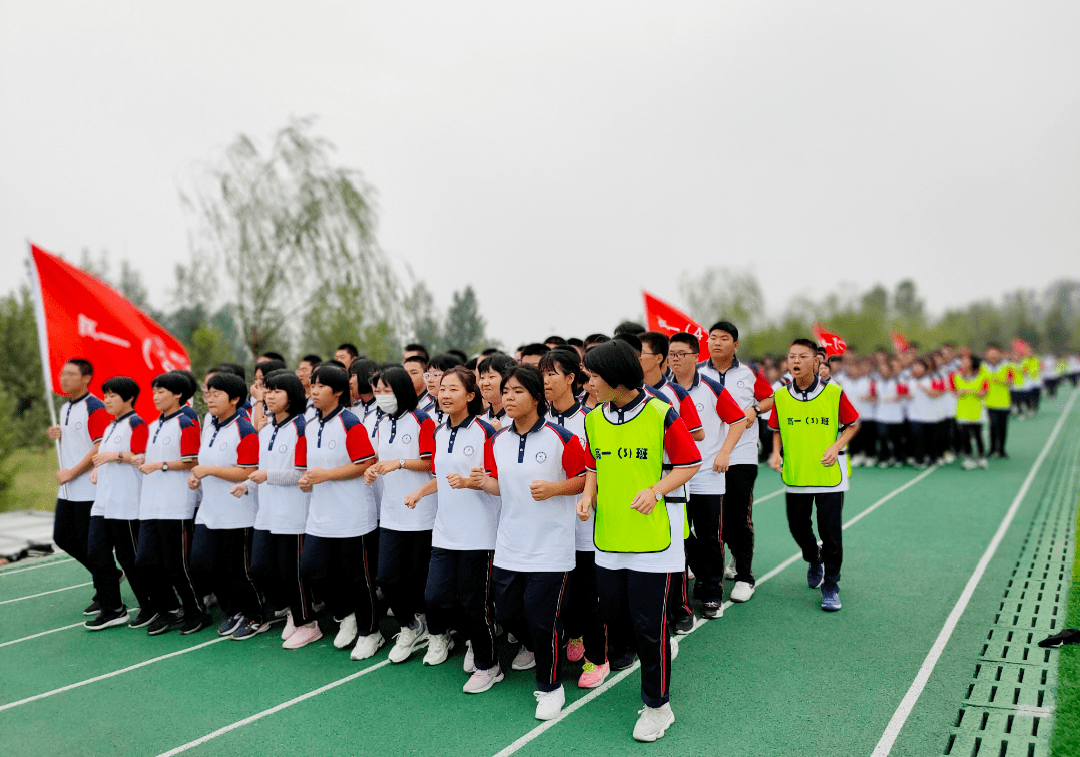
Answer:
[{"left": 769, "top": 339, "right": 861, "bottom": 612}]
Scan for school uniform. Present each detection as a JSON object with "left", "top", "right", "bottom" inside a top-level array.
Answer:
[
  {"left": 490, "top": 418, "right": 589, "bottom": 693},
  {"left": 53, "top": 392, "right": 113, "bottom": 582},
  {"left": 298, "top": 406, "right": 379, "bottom": 633},
  {"left": 425, "top": 415, "right": 501, "bottom": 671},
  {"left": 374, "top": 409, "right": 437, "bottom": 625},
  {"left": 906, "top": 377, "right": 939, "bottom": 464},
  {"left": 682, "top": 373, "right": 749, "bottom": 596},
  {"left": 136, "top": 409, "right": 203, "bottom": 617},
  {"left": 355, "top": 399, "right": 383, "bottom": 519},
  {"left": 86, "top": 411, "right": 149, "bottom": 613},
  {"left": 585, "top": 390, "right": 701, "bottom": 709},
  {"left": 485, "top": 406, "right": 508, "bottom": 430},
  {"left": 874, "top": 376, "right": 905, "bottom": 463},
  {"left": 190, "top": 412, "right": 263, "bottom": 623}
]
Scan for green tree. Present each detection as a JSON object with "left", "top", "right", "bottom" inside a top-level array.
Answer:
[
  {"left": 183, "top": 116, "right": 400, "bottom": 356},
  {"left": 680, "top": 267, "right": 766, "bottom": 334},
  {"left": 444, "top": 286, "right": 486, "bottom": 354},
  {"left": 893, "top": 279, "right": 924, "bottom": 324},
  {"left": 0, "top": 288, "right": 49, "bottom": 448},
  {"left": 404, "top": 281, "right": 443, "bottom": 353}
]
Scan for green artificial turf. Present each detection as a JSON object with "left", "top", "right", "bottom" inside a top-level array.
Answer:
[{"left": 1050, "top": 503, "right": 1080, "bottom": 757}]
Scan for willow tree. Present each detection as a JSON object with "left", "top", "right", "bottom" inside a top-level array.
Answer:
[{"left": 183, "top": 117, "right": 400, "bottom": 357}]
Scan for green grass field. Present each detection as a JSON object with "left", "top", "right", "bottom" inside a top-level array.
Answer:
[
  {"left": 1, "top": 390, "right": 1078, "bottom": 757},
  {"left": 3, "top": 447, "right": 60, "bottom": 513},
  {"left": 1051, "top": 504, "right": 1080, "bottom": 757}
]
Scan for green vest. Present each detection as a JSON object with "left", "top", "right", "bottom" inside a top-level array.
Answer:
[
  {"left": 981, "top": 362, "right": 1013, "bottom": 409},
  {"left": 773, "top": 381, "right": 843, "bottom": 488},
  {"left": 585, "top": 397, "right": 672, "bottom": 553},
  {"left": 952, "top": 372, "right": 984, "bottom": 422},
  {"left": 1024, "top": 356, "right": 1040, "bottom": 382}
]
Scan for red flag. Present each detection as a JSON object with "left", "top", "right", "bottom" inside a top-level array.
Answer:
[
  {"left": 642, "top": 291, "right": 709, "bottom": 356},
  {"left": 810, "top": 323, "right": 847, "bottom": 357},
  {"left": 28, "top": 243, "right": 191, "bottom": 422},
  {"left": 891, "top": 330, "right": 910, "bottom": 355},
  {"left": 1011, "top": 337, "right": 1033, "bottom": 356}
]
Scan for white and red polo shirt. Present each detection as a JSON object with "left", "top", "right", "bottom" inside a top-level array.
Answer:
[
  {"left": 431, "top": 415, "right": 500, "bottom": 551},
  {"left": 683, "top": 373, "right": 747, "bottom": 495},
  {"left": 375, "top": 409, "right": 437, "bottom": 532},
  {"left": 304, "top": 406, "right": 377, "bottom": 538},
  {"left": 92, "top": 412, "right": 148, "bottom": 520},
  {"left": 545, "top": 401, "right": 593, "bottom": 552},
  {"left": 257, "top": 414, "right": 309, "bottom": 535},
  {"left": 58, "top": 392, "right": 111, "bottom": 501},
  {"left": 195, "top": 412, "right": 259, "bottom": 529},
  {"left": 696, "top": 356, "right": 772, "bottom": 465},
  {"left": 139, "top": 409, "right": 201, "bottom": 520}
]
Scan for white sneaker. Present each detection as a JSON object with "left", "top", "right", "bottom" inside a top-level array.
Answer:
[
  {"left": 943, "top": 452, "right": 956, "bottom": 464},
  {"left": 281, "top": 611, "right": 296, "bottom": 641},
  {"left": 723, "top": 556, "right": 736, "bottom": 580},
  {"left": 350, "top": 631, "right": 385, "bottom": 660},
  {"left": 463, "top": 640, "right": 476, "bottom": 673},
  {"left": 730, "top": 581, "right": 755, "bottom": 603},
  {"left": 533, "top": 686, "right": 565, "bottom": 720},
  {"left": 333, "top": 613, "right": 358, "bottom": 649},
  {"left": 670, "top": 636, "right": 679, "bottom": 660},
  {"left": 389, "top": 614, "right": 429, "bottom": 663},
  {"left": 512, "top": 645, "right": 536, "bottom": 670},
  {"left": 633, "top": 703, "right": 675, "bottom": 742},
  {"left": 978, "top": 457, "right": 988, "bottom": 469},
  {"left": 463, "top": 664, "right": 504, "bottom": 694},
  {"left": 507, "top": 631, "right": 518, "bottom": 644},
  {"left": 961, "top": 458, "right": 978, "bottom": 471},
  {"left": 423, "top": 632, "right": 454, "bottom": 665}
]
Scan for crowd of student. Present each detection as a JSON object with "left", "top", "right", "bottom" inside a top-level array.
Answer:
[{"left": 45, "top": 321, "right": 1079, "bottom": 743}]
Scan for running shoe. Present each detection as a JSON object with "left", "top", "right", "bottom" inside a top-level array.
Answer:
[
  {"left": 389, "top": 614, "right": 430, "bottom": 663},
  {"left": 807, "top": 560, "right": 825, "bottom": 589},
  {"left": 231, "top": 617, "right": 270, "bottom": 640},
  {"left": 702, "top": 601, "right": 723, "bottom": 619},
  {"left": 129, "top": 609, "right": 160, "bottom": 629},
  {"left": 423, "top": 632, "right": 454, "bottom": 665},
  {"left": 147, "top": 610, "right": 184, "bottom": 636},
  {"left": 181, "top": 613, "right": 213, "bottom": 635},
  {"left": 821, "top": 588, "right": 842, "bottom": 612},
  {"left": 577, "top": 660, "right": 610, "bottom": 689},
  {"left": 463, "top": 665, "right": 504, "bottom": 694},
  {"left": 533, "top": 686, "right": 565, "bottom": 720},
  {"left": 283, "top": 621, "right": 323, "bottom": 649},
  {"left": 634, "top": 703, "right": 675, "bottom": 742},
  {"left": 217, "top": 613, "right": 245, "bottom": 637},
  {"left": 512, "top": 646, "right": 536, "bottom": 670},
  {"left": 84, "top": 605, "right": 129, "bottom": 631},
  {"left": 566, "top": 636, "right": 585, "bottom": 662}
]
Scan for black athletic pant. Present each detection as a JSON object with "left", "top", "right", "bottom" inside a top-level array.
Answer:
[
  {"left": 757, "top": 418, "right": 772, "bottom": 463},
  {"left": 53, "top": 499, "right": 112, "bottom": 587},
  {"left": 685, "top": 493, "right": 724, "bottom": 601},
  {"left": 134, "top": 518, "right": 204, "bottom": 617},
  {"left": 908, "top": 421, "right": 928, "bottom": 465},
  {"left": 492, "top": 567, "right": 569, "bottom": 693},
  {"left": 377, "top": 528, "right": 432, "bottom": 626},
  {"left": 191, "top": 525, "right": 263, "bottom": 622},
  {"left": 250, "top": 532, "right": 314, "bottom": 625},
  {"left": 299, "top": 532, "right": 378, "bottom": 635},
  {"left": 876, "top": 423, "right": 901, "bottom": 463},
  {"left": 785, "top": 491, "right": 844, "bottom": 592},
  {"left": 563, "top": 550, "right": 608, "bottom": 665},
  {"left": 666, "top": 566, "right": 692, "bottom": 627},
  {"left": 596, "top": 567, "right": 672, "bottom": 708},
  {"left": 987, "top": 408, "right": 1010, "bottom": 456},
  {"left": 958, "top": 422, "right": 985, "bottom": 458},
  {"left": 1029, "top": 387, "right": 1041, "bottom": 413},
  {"left": 723, "top": 464, "right": 758, "bottom": 585},
  {"left": 425, "top": 547, "right": 498, "bottom": 671},
  {"left": 86, "top": 516, "right": 150, "bottom": 612}
]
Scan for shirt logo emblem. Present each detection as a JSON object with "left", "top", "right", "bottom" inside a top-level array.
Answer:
[
  {"left": 535, "top": 451, "right": 547, "bottom": 463},
  {"left": 737, "top": 380, "right": 746, "bottom": 388},
  {"left": 113, "top": 435, "right": 123, "bottom": 443},
  {"left": 328, "top": 440, "right": 338, "bottom": 450},
  {"left": 162, "top": 437, "right": 171, "bottom": 445},
  {"left": 278, "top": 444, "right": 289, "bottom": 453},
  {"left": 402, "top": 434, "right": 413, "bottom": 444},
  {"left": 75, "top": 421, "right": 84, "bottom": 430},
  {"left": 219, "top": 442, "right": 228, "bottom": 451},
  {"left": 463, "top": 445, "right": 475, "bottom": 457},
  {"left": 696, "top": 402, "right": 704, "bottom": 411}
]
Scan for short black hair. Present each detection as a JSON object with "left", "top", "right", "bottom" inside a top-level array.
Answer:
[
  {"left": 447, "top": 349, "right": 468, "bottom": 364},
  {"left": 206, "top": 372, "right": 248, "bottom": 405},
  {"left": 65, "top": 358, "right": 93, "bottom": 377},
  {"left": 300, "top": 354, "right": 323, "bottom": 367},
  {"left": 539, "top": 348, "right": 584, "bottom": 394},
  {"left": 404, "top": 354, "right": 429, "bottom": 370},
  {"left": 259, "top": 351, "right": 286, "bottom": 364},
  {"left": 325, "top": 360, "right": 347, "bottom": 370},
  {"left": 264, "top": 370, "right": 306, "bottom": 417},
  {"left": 790, "top": 338, "right": 818, "bottom": 352},
  {"left": 544, "top": 336, "right": 567, "bottom": 346},
  {"left": 709, "top": 321, "right": 739, "bottom": 341},
  {"left": 986, "top": 342, "right": 1002, "bottom": 351},
  {"left": 828, "top": 354, "right": 843, "bottom": 366},
  {"left": 519, "top": 343, "right": 550, "bottom": 359},
  {"left": 336, "top": 343, "right": 360, "bottom": 359},
  {"left": 465, "top": 357, "right": 478, "bottom": 371},
  {"left": 481, "top": 347, "right": 501, "bottom": 356},
  {"left": 613, "top": 332, "right": 642, "bottom": 355},
  {"left": 501, "top": 364, "right": 549, "bottom": 417},
  {"left": 430, "top": 353, "right": 465, "bottom": 373},
  {"left": 613, "top": 321, "right": 645, "bottom": 337},
  {"left": 152, "top": 371, "right": 194, "bottom": 402},
  {"left": 210, "top": 362, "right": 246, "bottom": 382},
  {"left": 404, "top": 343, "right": 430, "bottom": 362},
  {"left": 443, "top": 366, "right": 485, "bottom": 416},
  {"left": 566, "top": 338, "right": 584, "bottom": 348},
  {"left": 478, "top": 353, "right": 515, "bottom": 376},
  {"left": 375, "top": 366, "right": 419, "bottom": 416},
  {"left": 310, "top": 364, "right": 350, "bottom": 409},
  {"left": 969, "top": 355, "right": 983, "bottom": 371},
  {"left": 171, "top": 370, "right": 198, "bottom": 403},
  {"left": 254, "top": 359, "right": 287, "bottom": 380},
  {"left": 102, "top": 376, "right": 139, "bottom": 404},
  {"left": 584, "top": 333, "right": 609, "bottom": 348},
  {"left": 639, "top": 331, "right": 669, "bottom": 359},
  {"left": 583, "top": 339, "right": 644, "bottom": 390},
  {"left": 669, "top": 332, "right": 700, "bottom": 353},
  {"left": 349, "top": 358, "right": 378, "bottom": 395}
]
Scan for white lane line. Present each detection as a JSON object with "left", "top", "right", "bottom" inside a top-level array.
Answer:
[
  {"left": 0, "top": 636, "right": 228, "bottom": 712},
  {"left": 486, "top": 465, "right": 937, "bottom": 756},
  {"left": 0, "top": 582, "right": 92, "bottom": 605},
  {"left": 869, "top": 388, "right": 1078, "bottom": 757},
  {"left": 0, "top": 557, "right": 75, "bottom": 575},
  {"left": 0, "top": 606, "right": 143, "bottom": 649},
  {"left": 155, "top": 659, "right": 392, "bottom": 757},
  {"left": 756, "top": 487, "right": 784, "bottom": 504}
]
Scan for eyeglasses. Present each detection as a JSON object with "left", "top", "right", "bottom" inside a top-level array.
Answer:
[
  {"left": 423, "top": 371, "right": 444, "bottom": 380},
  {"left": 667, "top": 351, "right": 697, "bottom": 360},
  {"left": 640, "top": 352, "right": 662, "bottom": 358}
]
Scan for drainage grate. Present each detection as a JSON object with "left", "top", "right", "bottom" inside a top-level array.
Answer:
[{"left": 944, "top": 422, "right": 1080, "bottom": 757}]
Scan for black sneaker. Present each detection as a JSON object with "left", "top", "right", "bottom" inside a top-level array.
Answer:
[
  {"left": 674, "top": 613, "right": 696, "bottom": 635},
  {"left": 129, "top": 609, "right": 160, "bottom": 629},
  {"left": 702, "top": 601, "right": 723, "bottom": 620},
  {"left": 148, "top": 610, "right": 184, "bottom": 636},
  {"left": 610, "top": 650, "right": 638, "bottom": 671},
  {"left": 231, "top": 617, "right": 270, "bottom": 640},
  {"left": 181, "top": 613, "right": 213, "bottom": 635},
  {"left": 217, "top": 613, "right": 245, "bottom": 637},
  {"left": 84, "top": 606, "right": 130, "bottom": 631},
  {"left": 83, "top": 600, "right": 101, "bottom": 616}
]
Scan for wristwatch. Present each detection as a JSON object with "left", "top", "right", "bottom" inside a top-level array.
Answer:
[
  {"left": 751, "top": 402, "right": 760, "bottom": 414},
  {"left": 398, "top": 458, "right": 406, "bottom": 470},
  {"left": 161, "top": 462, "right": 169, "bottom": 472},
  {"left": 652, "top": 488, "right": 663, "bottom": 502}
]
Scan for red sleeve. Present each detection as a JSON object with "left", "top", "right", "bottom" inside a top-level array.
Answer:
[
  {"left": 947, "top": 374, "right": 957, "bottom": 391},
  {"left": 980, "top": 379, "right": 989, "bottom": 392},
  {"left": 663, "top": 416, "right": 701, "bottom": 467},
  {"left": 418, "top": 418, "right": 436, "bottom": 459},
  {"left": 88, "top": 408, "right": 111, "bottom": 443},
  {"left": 129, "top": 422, "right": 148, "bottom": 455},
  {"left": 346, "top": 423, "right": 376, "bottom": 464},
  {"left": 767, "top": 408, "right": 780, "bottom": 429},
  {"left": 838, "top": 392, "right": 859, "bottom": 425},
  {"left": 236, "top": 432, "right": 259, "bottom": 467},
  {"left": 869, "top": 381, "right": 877, "bottom": 398},
  {"left": 295, "top": 435, "right": 307, "bottom": 469},
  {"left": 485, "top": 437, "right": 498, "bottom": 479},
  {"left": 179, "top": 425, "right": 200, "bottom": 459},
  {"left": 678, "top": 394, "right": 703, "bottom": 433},
  {"left": 561, "top": 435, "right": 589, "bottom": 478},
  {"left": 896, "top": 382, "right": 910, "bottom": 396},
  {"left": 584, "top": 426, "right": 596, "bottom": 472},
  {"left": 716, "top": 388, "right": 746, "bottom": 424},
  {"left": 753, "top": 371, "right": 773, "bottom": 402}
]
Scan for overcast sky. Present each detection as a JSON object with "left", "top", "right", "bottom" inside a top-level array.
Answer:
[{"left": 2, "top": 1, "right": 1078, "bottom": 348}]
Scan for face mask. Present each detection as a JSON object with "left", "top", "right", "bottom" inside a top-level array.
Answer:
[{"left": 375, "top": 394, "right": 399, "bottom": 415}]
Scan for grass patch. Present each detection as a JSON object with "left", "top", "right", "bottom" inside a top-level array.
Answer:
[
  {"left": 1, "top": 447, "right": 59, "bottom": 513},
  {"left": 1051, "top": 501, "right": 1080, "bottom": 757}
]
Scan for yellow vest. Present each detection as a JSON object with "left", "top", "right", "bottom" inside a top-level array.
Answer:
[
  {"left": 981, "top": 362, "right": 1013, "bottom": 409},
  {"left": 772, "top": 381, "right": 844, "bottom": 488},
  {"left": 953, "top": 372, "right": 985, "bottom": 422}
]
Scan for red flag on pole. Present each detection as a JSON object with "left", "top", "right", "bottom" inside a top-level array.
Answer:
[
  {"left": 810, "top": 323, "right": 847, "bottom": 357},
  {"left": 28, "top": 243, "right": 191, "bottom": 422},
  {"left": 642, "top": 291, "right": 709, "bottom": 356},
  {"left": 1011, "top": 337, "right": 1033, "bottom": 356},
  {"left": 890, "top": 330, "right": 910, "bottom": 355}
]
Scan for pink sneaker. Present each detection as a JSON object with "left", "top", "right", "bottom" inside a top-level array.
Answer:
[
  {"left": 281, "top": 612, "right": 296, "bottom": 641},
  {"left": 282, "top": 621, "right": 322, "bottom": 649},
  {"left": 566, "top": 637, "right": 585, "bottom": 663},
  {"left": 578, "top": 659, "right": 610, "bottom": 689}
]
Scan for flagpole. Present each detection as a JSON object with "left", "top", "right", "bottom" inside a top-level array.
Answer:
[{"left": 27, "top": 243, "right": 67, "bottom": 500}]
